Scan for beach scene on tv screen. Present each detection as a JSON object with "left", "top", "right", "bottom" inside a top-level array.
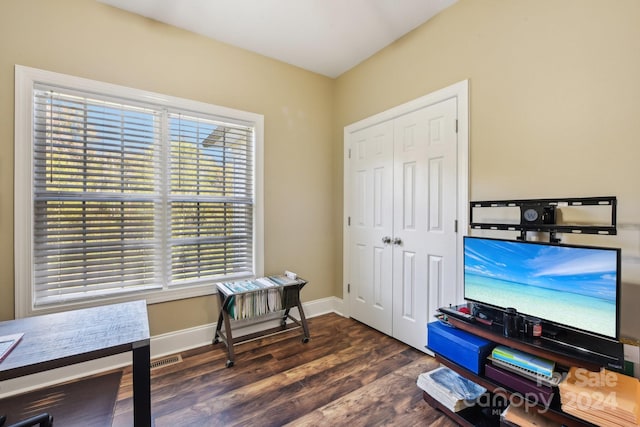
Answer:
[{"left": 464, "top": 238, "right": 618, "bottom": 338}]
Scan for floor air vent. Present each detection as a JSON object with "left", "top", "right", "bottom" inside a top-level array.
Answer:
[{"left": 150, "top": 354, "right": 183, "bottom": 370}]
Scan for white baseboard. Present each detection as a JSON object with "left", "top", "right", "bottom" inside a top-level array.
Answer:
[{"left": 0, "top": 296, "right": 345, "bottom": 398}]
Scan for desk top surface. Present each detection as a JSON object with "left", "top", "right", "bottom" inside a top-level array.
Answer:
[{"left": 0, "top": 300, "right": 149, "bottom": 380}]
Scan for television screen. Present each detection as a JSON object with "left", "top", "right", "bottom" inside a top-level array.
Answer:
[{"left": 464, "top": 236, "right": 620, "bottom": 339}]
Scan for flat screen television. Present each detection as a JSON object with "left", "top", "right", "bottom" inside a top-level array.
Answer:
[{"left": 464, "top": 236, "right": 621, "bottom": 340}]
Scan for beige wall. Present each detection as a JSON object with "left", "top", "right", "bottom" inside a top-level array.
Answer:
[
  {"left": 2, "top": 0, "right": 639, "bottom": 339},
  {"left": 0, "top": 0, "right": 335, "bottom": 335},
  {"left": 335, "top": 0, "right": 640, "bottom": 291},
  {"left": 334, "top": 0, "right": 640, "bottom": 338}
]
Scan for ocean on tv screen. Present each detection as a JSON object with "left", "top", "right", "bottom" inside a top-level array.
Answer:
[{"left": 464, "top": 238, "right": 617, "bottom": 338}]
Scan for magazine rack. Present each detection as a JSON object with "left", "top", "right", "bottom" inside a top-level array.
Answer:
[{"left": 213, "top": 277, "right": 310, "bottom": 367}]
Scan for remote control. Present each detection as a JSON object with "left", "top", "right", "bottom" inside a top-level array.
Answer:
[{"left": 438, "top": 306, "right": 475, "bottom": 322}]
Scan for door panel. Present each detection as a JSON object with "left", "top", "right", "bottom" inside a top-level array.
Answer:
[
  {"left": 428, "top": 157, "right": 444, "bottom": 231},
  {"left": 348, "top": 121, "right": 393, "bottom": 335},
  {"left": 401, "top": 250, "right": 416, "bottom": 318},
  {"left": 392, "top": 97, "right": 458, "bottom": 350}
]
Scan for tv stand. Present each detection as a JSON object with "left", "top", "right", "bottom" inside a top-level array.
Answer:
[
  {"left": 469, "top": 302, "right": 624, "bottom": 370},
  {"left": 426, "top": 315, "right": 604, "bottom": 427},
  {"left": 446, "top": 316, "right": 602, "bottom": 373}
]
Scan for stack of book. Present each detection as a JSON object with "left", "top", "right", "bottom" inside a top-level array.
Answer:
[
  {"left": 485, "top": 345, "right": 560, "bottom": 411},
  {"left": 218, "top": 275, "right": 299, "bottom": 320},
  {"left": 558, "top": 366, "right": 640, "bottom": 427},
  {"left": 490, "top": 345, "right": 558, "bottom": 383},
  {"left": 417, "top": 366, "right": 487, "bottom": 412}
]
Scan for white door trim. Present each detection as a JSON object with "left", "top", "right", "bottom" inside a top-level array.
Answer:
[{"left": 343, "top": 79, "right": 469, "bottom": 317}]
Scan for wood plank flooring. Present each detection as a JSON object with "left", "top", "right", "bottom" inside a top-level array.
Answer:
[{"left": 112, "top": 313, "right": 456, "bottom": 426}]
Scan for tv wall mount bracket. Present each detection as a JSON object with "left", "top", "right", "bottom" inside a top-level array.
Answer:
[{"left": 469, "top": 196, "right": 617, "bottom": 243}]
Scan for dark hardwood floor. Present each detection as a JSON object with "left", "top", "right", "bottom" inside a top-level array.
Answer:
[{"left": 113, "top": 313, "right": 456, "bottom": 426}]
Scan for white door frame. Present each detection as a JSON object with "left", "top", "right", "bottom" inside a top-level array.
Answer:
[{"left": 343, "top": 79, "right": 469, "bottom": 317}]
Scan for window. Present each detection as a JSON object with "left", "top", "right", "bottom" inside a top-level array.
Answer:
[{"left": 15, "top": 66, "right": 263, "bottom": 316}]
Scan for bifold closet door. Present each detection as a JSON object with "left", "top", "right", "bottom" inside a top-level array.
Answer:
[
  {"left": 348, "top": 121, "right": 394, "bottom": 335},
  {"left": 391, "top": 97, "right": 458, "bottom": 351},
  {"left": 347, "top": 97, "right": 459, "bottom": 351}
]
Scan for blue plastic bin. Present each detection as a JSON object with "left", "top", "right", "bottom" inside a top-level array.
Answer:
[{"left": 427, "top": 321, "right": 494, "bottom": 375}]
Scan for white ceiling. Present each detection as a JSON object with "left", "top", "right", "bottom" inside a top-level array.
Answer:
[{"left": 98, "top": 0, "right": 457, "bottom": 78}]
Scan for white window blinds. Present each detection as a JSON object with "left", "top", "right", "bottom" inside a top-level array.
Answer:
[
  {"left": 30, "top": 84, "right": 255, "bottom": 307},
  {"left": 168, "top": 113, "right": 254, "bottom": 283}
]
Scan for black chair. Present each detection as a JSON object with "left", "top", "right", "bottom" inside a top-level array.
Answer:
[{"left": 0, "top": 413, "right": 53, "bottom": 427}]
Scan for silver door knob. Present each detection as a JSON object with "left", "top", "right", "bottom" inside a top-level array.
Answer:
[
  {"left": 393, "top": 237, "right": 402, "bottom": 245},
  {"left": 382, "top": 236, "right": 392, "bottom": 244}
]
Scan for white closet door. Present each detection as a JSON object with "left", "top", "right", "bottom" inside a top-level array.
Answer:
[
  {"left": 348, "top": 121, "right": 394, "bottom": 335},
  {"left": 391, "top": 97, "right": 459, "bottom": 351}
]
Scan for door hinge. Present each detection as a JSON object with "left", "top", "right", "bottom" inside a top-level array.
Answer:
[
  {"left": 454, "top": 219, "right": 458, "bottom": 233},
  {"left": 348, "top": 283, "right": 351, "bottom": 293},
  {"left": 455, "top": 119, "right": 458, "bottom": 133},
  {"left": 348, "top": 216, "right": 351, "bottom": 226},
  {"left": 348, "top": 148, "right": 351, "bottom": 159}
]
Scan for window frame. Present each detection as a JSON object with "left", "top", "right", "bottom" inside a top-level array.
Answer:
[{"left": 14, "top": 65, "right": 264, "bottom": 317}]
